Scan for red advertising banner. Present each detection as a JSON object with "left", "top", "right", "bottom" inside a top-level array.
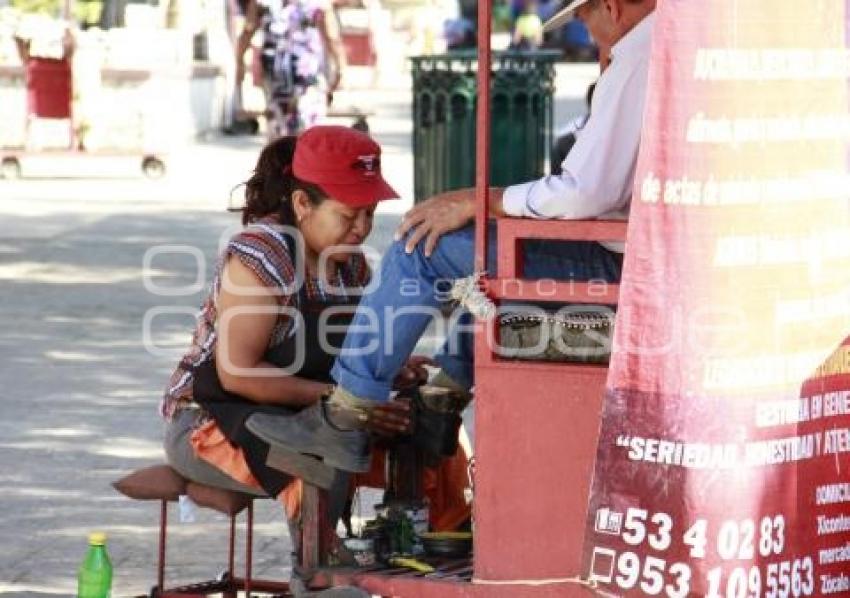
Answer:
[{"left": 584, "top": 1, "right": 850, "bottom": 596}]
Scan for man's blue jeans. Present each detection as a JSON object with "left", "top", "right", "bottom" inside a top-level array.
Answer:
[{"left": 330, "top": 224, "right": 622, "bottom": 401}]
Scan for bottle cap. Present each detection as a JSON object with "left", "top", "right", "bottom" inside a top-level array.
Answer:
[{"left": 88, "top": 532, "right": 107, "bottom": 545}]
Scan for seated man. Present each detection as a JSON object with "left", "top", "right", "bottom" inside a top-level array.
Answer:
[{"left": 247, "top": 0, "right": 657, "bottom": 473}]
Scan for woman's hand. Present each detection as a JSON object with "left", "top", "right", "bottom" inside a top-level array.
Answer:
[
  {"left": 394, "top": 191, "right": 475, "bottom": 256},
  {"left": 366, "top": 398, "right": 412, "bottom": 436},
  {"left": 368, "top": 356, "right": 434, "bottom": 436},
  {"left": 393, "top": 355, "right": 435, "bottom": 390}
]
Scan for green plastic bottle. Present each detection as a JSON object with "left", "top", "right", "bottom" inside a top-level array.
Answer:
[{"left": 77, "top": 532, "right": 112, "bottom": 598}]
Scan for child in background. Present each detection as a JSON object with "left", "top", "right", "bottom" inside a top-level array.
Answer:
[{"left": 511, "top": 0, "right": 543, "bottom": 50}]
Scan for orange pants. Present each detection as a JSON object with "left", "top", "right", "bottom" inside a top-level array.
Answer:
[
  {"left": 350, "top": 445, "right": 471, "bottom": 532},
  {"left": 192, "top": 421, "right": 471, "bottom": 532}
]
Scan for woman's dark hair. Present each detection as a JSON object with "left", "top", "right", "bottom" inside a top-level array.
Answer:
[{"left": 240, "top": 136, "right": 325, "bottom": 226}]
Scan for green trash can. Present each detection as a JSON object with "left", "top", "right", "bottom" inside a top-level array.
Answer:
[{"left": 411, "top": 50, "right": 559, "bottom": 203}]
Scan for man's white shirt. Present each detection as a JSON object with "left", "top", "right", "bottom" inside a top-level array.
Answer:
[{"left": 502, "top": 12, "right": 655, "bottom": 251}]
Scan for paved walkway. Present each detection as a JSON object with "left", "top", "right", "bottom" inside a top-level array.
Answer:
[{"left": 0, "top": 65, "right": 594, "bottom": 597}]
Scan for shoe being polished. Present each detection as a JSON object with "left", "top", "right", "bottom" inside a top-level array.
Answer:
[{"left": 246, "top": 394, "right": 371, "bottom": 473}]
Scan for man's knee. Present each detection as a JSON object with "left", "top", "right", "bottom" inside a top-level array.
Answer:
[{"left": 397, "top": 225, "right": 474, "bottom": 264}]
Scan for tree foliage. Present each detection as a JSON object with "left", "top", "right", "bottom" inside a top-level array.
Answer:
[
  {"left": 10, "top": 0, "right": 61, "bottom": 16},
  {"left": 11, "top": 0, "right": 103, "bottom": 26}
]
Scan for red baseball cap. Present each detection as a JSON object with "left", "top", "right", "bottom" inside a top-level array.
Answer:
[{"left": 293, "top": 125, "right": 399, "bottom": 208}]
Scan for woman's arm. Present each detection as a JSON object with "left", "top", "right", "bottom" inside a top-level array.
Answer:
[
  {"left": 317, "top": 2, "right": 346, "bottom": 94},
  {"left": 214, "top": 257, "right": 328, "bottom": 407},
  {"left": 235, "top": 0, "right": 261, "bottom": 85},
  {"left": 215, "top": 256, "right": 412, "bottom": 434}
]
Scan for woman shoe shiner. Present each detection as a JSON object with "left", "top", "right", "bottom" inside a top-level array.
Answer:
[{"left": 161, "top": 127, "right": 470, "bottom": 564}]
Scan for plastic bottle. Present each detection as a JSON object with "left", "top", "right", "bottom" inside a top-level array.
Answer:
[{"left": 77, "top": 532, "right": 112, "bottom": 598}]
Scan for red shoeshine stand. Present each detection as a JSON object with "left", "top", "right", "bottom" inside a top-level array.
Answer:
[{"left": 306, "top": 0, "right": 625, "bottom": 594}]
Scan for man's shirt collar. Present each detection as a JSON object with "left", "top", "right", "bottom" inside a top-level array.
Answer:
[{"left": 610, "top": 10, "right": 655, "bottom": 65}]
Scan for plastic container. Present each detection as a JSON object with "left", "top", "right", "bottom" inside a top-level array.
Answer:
[
  {"left": 77, "top": 532, "right": 113, "bottom": 598},
  {"left": 342, "top": 538, "right": 376, "bottom": 567},
  {"left": 26, "top": 58, "right": 72, "bottom": 119}
]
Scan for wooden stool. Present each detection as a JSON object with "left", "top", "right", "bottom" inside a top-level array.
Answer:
[{"left": 113, "top": 464, "right": 291, "bottom": 597}]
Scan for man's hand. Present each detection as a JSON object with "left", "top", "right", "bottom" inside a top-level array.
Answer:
[
  {"left": 366, "top": 398, "right": 412, "bottom": 436},
  {"left": 393, "top": 355, "right": 435, "bottom": 390},
  {"left": 394, "top": 191, "right": 475, "bottom": 256}
]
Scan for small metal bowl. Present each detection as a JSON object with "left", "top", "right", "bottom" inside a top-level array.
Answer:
[
  {"left": 343, "top": 538, "right": 376, "bottom": 567},
  {"left": 418, "top": 532, "right": 473, "bottom": 559}
]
